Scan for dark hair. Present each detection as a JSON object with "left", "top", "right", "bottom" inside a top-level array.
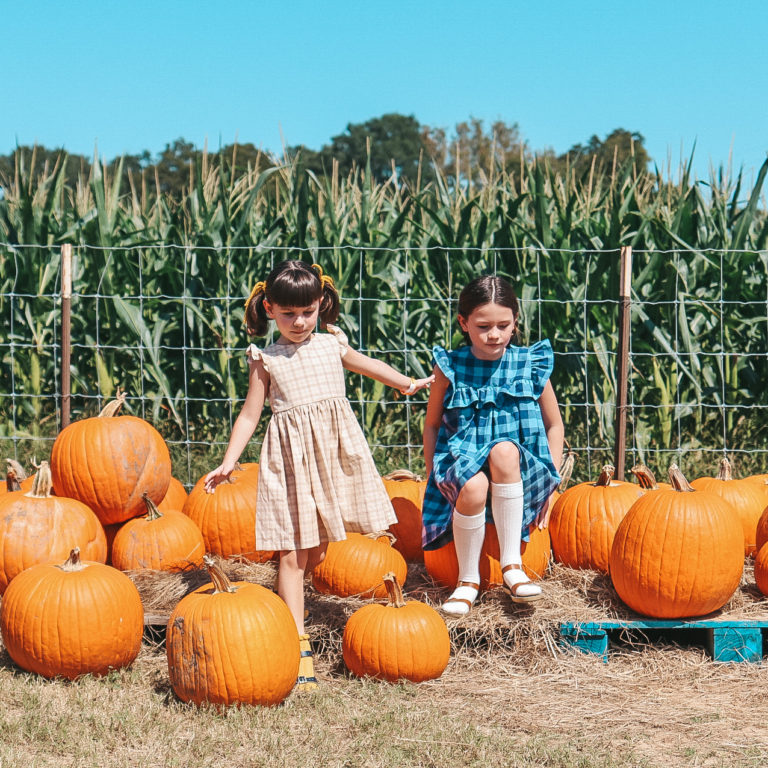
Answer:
[
  {"left": 457, "top": 275, "right": 520, "bottom": 345},
  {"left": 244, "top": 260, "right": 340, "bottom": 336}
]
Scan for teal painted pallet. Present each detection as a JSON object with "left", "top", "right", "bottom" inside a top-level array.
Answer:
[{"left": 560, "top": 619, "right": 768, "bottom": 663}]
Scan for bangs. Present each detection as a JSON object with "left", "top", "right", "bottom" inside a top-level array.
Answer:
[{"left": 268, "top": 267, "right": 322, "bottom": 307}]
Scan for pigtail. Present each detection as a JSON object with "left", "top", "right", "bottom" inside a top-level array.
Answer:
[
  {"left": 244, "top": 282, "right": 270, "bottom": 336},
  {"left": 311, "top": 264, "right": 341, "bottom": 328}
]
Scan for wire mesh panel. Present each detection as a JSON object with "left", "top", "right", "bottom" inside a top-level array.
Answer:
[{"left": 1, "top": 243, "right": 767, "bottom": 487}]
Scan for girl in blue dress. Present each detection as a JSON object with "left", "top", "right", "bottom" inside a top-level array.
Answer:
[{"left": 422, "top": 275, "right": 564, "bottom": 615}]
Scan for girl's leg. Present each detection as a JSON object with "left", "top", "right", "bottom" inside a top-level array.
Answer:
[
  {"left": 487, "top": 442, "right": 541, "bottom": 602},
  {"left": 442, "top": 472, "right": 488, "bottom": 616}
]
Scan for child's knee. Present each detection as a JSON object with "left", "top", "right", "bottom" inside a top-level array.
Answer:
[
  {"left": 488, "top": 441, "right": 520, "bottom": 475},
  {"left": 457, "top": 472, "right": 490, "bottom": 509}
]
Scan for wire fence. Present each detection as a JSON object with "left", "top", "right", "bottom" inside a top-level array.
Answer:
[{"left": 1, "top": 243, "right": 767, "bottom": 486}]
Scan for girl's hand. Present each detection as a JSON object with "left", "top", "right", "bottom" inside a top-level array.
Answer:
[
  {"left": 399, "top": 374, "right": 435, "bottom": 395},
  {"left": 534, "top": 492, "right": 557, "bottom": 529},
  {"left": 204, "top": 464, "right": 234, "bottom": 494}
]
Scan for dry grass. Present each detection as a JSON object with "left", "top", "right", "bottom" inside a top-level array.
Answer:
[{"left": 2, "top": 558, "right": 768, "bottom": 767}]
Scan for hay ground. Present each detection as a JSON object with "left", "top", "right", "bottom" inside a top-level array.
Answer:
[{"left": 2, "top": 559, "right": 768, "bottom": 767}]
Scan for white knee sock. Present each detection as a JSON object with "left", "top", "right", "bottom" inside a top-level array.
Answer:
[
  {"left": 491, "top": 481, "right": 540, "bottom": 596},
  {"left": 442, "top": 509, "right": 485, "bottom": 615}
]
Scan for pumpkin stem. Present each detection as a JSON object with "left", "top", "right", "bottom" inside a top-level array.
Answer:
[
  {"left": 25, "top": 461, "right": 54, "bottom": 499},
  {"left": 558, "top": 451, "right": 576, "bottom": 492},
  {"left": 5, "top": 458, "right": 27, "bottom": 481},
  {"left": 630, "top": 463, "right": 659, "bottom": 490},
  {"left": 668, "top": 464, "right": 695, "bottom": 492},
  {"left": 141, "top": 492, "right": 163, "bottom": 520},
  {"left": 203, "top": 555, "right": 237, "bottom": 594},
  {"left": 716, "top": 457, "right": 733, "bottom": 482},
  {"left": 383, "top": 469, "right": 424, "bottom": 483},
  {"left": 5, "top": 469, "right": 21, "bottom": 493},
  {"left": 382, "top": 572, "right": 407, "bottom": 608},
  {"left": 98, "top": 390, "right": 127, "bottom": 418},
  {"left": 59, "top": 547, "right": 88, "bottom": 572},
  {"left": 594, "top": 464, "right": 615, "bottom": 487},
  {"left": 365, "top": 531, "right": 397, "bottom": 547}
]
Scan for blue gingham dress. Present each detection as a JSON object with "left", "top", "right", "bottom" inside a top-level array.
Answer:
[{"left": 422, "top": 340, "right": 560, "bottom": 550}]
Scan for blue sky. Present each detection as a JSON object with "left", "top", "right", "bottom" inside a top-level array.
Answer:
[{"left": 4, "top": 0, "right": 767, "bottom": 183}]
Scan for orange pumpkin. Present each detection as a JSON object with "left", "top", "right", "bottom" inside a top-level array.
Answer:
[
  {"left": 754, "top": 543, "right": 768, "bottom": 596},
  {"left": 158, "top": 476, "right": 189, "bottom": 513},
  {"left": 111, "top": 493, "right": 205, "bottom": 571},
  {"left": 50, "top": 392, "right": 171, "bottom": 525},
  {"left": 610, "top": 465, "right": 744, "bottom": 618},
  {"left": 342, "top": 572, "right": 450, "bottom": 682},
  {"left": 690, "top": 457, "right": 766, "bottom": 555},
  {"left": 548, "top": 464, "right": 642, "bottom": 573},
  {"left": 0, "top": 461, "right": 107, "bottom": 594},
  {"left": 383, "top": 469, "right": 426, "bottom": 562},
  {"left": 0, "top": 548, "right": 143, "bottom": 679},
  {"left": 166, "top": 555, "right": 299, "bottom": 707},
  {"left": 312, "top": 532, "right": 407, "bottom": 599},
  {"left": 755, "top": 506, "right": 768, "bottom": 554},
  {"left": 182, "top": 463, "right": 272, "bottom": 562}
]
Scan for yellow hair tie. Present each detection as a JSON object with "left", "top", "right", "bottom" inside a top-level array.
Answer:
[
  {"left": 245, "top": 280, "right": 267, "bottom": 309},
  {"left": 311, "top": 263, "right": 335, "bottom": 291}
]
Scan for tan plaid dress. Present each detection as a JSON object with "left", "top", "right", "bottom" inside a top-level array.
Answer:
[{"left": 247, "top": 325, "right": 396, "bottom": 550}]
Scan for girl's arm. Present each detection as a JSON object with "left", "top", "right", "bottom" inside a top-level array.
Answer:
[
  {"left": 204, "top": 358, "right": 269, "bottom": 493},
  {"left": 535, "top": 379, "right": 565, "bottom": 527},
  {"left": 341, "top": 348, "right": 434, "bottom": 394},
  {"left": 423, "top": 366, "right": 449, "bottom": 476}
]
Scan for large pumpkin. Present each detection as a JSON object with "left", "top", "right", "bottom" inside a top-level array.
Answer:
[
  {"left": 423, "top": 523, "right": 550, "bottom": 590},
  {"left": 548, "top": 464, "right": 642, "bottom": 573},
  {"left": 609, "top": 465, "right": 744, "bottom": 619},
  {"left": 754, "top": 506, "right": 768, "bottom": 554},
  {"left": 0, "top": 461, "right": 107, "bottom": 594},
  {"left": 690, "top": 457, "right": 766, "bottom": 555},
  {"left": 754, "top": 543, "right": 768, "bottom": 596},
  {"left": 312, "top": 532, "right": 407, "bottom": 599},
  {"left": 342, "top": 572, "right": 450, "bottom": 682},
  {"left": 50, "top": 392, "right": 171, "bottom": 525},
  {"left": 158, "top": 476, "right": 189, "bottom": 513},
  {"left": 166, "top": 556, "right": 299, "bottom": 707},
  {"left": 111, "top": 493, "right": 205, "bottom": 572},
  {"left": 182, "top": 463, "right": 272, "bottom": 562},
  {"left": 383, "top": 469, "right": 426, "bottom": 562},
  {"left": 0, "top": 548, "right": 143, "bottom": 679}
]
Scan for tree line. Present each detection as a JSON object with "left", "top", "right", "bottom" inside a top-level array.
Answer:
[{"left": 0, "top": 113, "right": 649, "bottom": 198}]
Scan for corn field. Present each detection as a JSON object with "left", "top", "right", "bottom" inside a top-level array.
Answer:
[{"left": 1, "top": 148, "right": 767, "bottom": 484}]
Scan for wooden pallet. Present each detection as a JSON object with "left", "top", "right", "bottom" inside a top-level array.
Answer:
[{"left": 560, "top": 619, "right": 768, "bottom": 663}]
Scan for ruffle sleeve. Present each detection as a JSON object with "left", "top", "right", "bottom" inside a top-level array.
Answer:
[
  {"left": 432, "top": 346, "right": 455, "bottom": 386},
  {"left": 245, "top": 343, "right": 269, "bottom": 372},
  {"left": 529, "top": 339, "right": 554, "bottom": 397},
  {"left": 326, "top": 324, "right": 349, "bottom": 358}
]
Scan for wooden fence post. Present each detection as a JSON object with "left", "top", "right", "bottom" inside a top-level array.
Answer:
[
  {"left": 614, "top": 246, "right": 632, "bottom": 479},
  {"left": 61, "top": 244, "right": 72, "bottom": 429}
]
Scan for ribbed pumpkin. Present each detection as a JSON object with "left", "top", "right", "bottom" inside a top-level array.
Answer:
[
  {"left": 312, "top": 532, "right": 407, "bottom": 599},
  {"left": 610, "top": 465, "right": 744, "bottom": 618},
  {"left": 690, "top": 457, "right": 766, "bottom": 555},
  {"left": 182, "top": 463, "right": 272, "bottom": 562},
  {"left": 158, "top": 476, "right": 189, "bottom": 513},
  {"left": 0, "top": 548, "right": 143, "bottom": 679},
  {"left": 2, "top": 460, "right": 34, "bottom": 495},
  {"left": 548, "top": 464, "right": 642, "bottom": 573},
  {"left": 755, "top": 506, "right": 768, "bottom": 554},
  {"left": 111, "top": 493, "right": 205, "bottom": 571},
  {"left": 0, "top": 461, "right": 107, "bottom": 594},
  {"left": 166, "top": 555, "right": 299, "bottom": 707},
  {"left": 754, "top": 543, "right": 768, "bottom": 596},
  {"left": 745, "top": 473, "right": 768, "bottom": 495},
  {"left": 630, "top": 463, "right": 672, "bottom": 491},
  {"left": 342, "top": 572, "right": 450, "bottom": 682},
  {"left": 423, "top": 524, "right": 550, "bottom": 590},
  {"left": 382, "top": 469, "right": 426, "bottom": 562},
  {"left": 50, "top": 392, "right": 171, "bottom": 525}
]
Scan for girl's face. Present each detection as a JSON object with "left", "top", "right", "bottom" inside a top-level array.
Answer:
[
  {"left": 458, "top": 301, "right": 517, "bottom": 360},
  {"left": 264, "top": 299, "right": 320, "bottom": 344}
]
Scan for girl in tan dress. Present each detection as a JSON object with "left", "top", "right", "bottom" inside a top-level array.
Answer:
[{"left": 204, "top": 260, "right": 433, "bottom": 691}]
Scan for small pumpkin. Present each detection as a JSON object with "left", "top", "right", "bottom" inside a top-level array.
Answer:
[
  {"left": 610, "top": 465, "right": 744, "bottom": 619},
  {"left": 383, "top": 469, "right": 426, "bottom": 562},
  {"left": 111, "top": 493, "right": 205, "bottom": 571},
  {"left": 548, "top": 464, "right": 642, "bottom": 573},
  {"left": 342, "top": 572, "right": 450, "bottom": 682},
  {"left": 166, "top": 555, "right": 299, "bottom": 707},
  {"left": 0, "top": 461, "right": 107, "bottom": 594},
  {"left": 0, "top": 548, "right": 143, "bottom": 679},
  {"left": 690, "top": 457, "right": 767, "bottom": 556},
  {"left": 312, "top": 532, "right": 407, "bottom": 599},
  {"left": 50, "top": 391, "right": 171, "bottom": 525},
  {"left": 159, "top": 476, "right": 189, "bottom": 513},
  {"left": 182, "top": 463, "right": 272, "bottom": 562}
]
